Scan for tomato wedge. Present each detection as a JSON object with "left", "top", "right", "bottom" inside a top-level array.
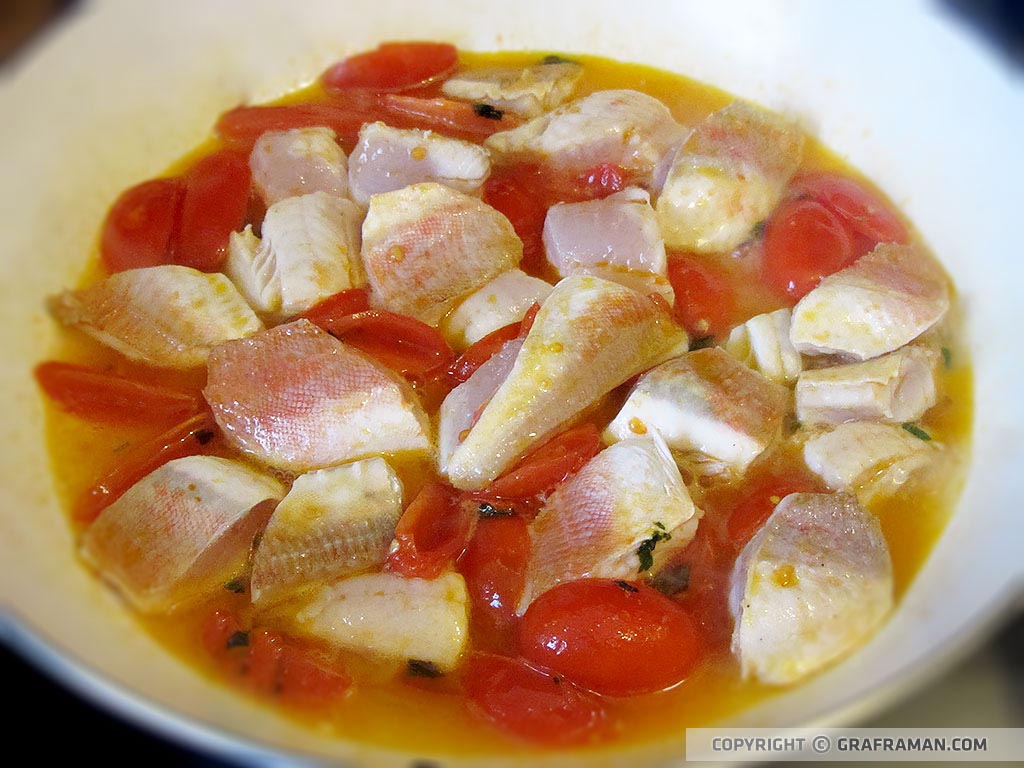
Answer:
[
  {"left": 385, "top": 483, "right": 477, "bottom": 579},
  {"left": 246, "top": 629, "right": 352, "bottom": 706},
  {"left": 666, "top": 253, "right": 737, "bottom": 340},
  {"left": 35, "top": 361, "right": 201, "bottom": 424},
  {"left": 519, "top": 579, "right": 704, "bottom": 696},
  {"left": 300, "top": 288, "right": 372, "bottom": 325},
  {"left": 447, "top": 303, "right": 540, "bottom": 384},
  {"left": 464, "top": 654, "right": 608, "bottom": 745},
  {"left": 382, "top": 94, "right": 521, "bottom": 138},
  {"left": 483, "top": 164, "right": 550, "bottom": 273},
  {"left": 725, "top": 469, "right": 820, "bottom": 548},
  {"left": 215, "top": 101, "right": 380, "bottom": 150},
  {"left": 483, "top": 423, "right": 603, "bottom": 500},
  {"left": 793, "top": 172, "right": 909, "bottom": 247},
  {"left": 100, "top": 178, "right": 183, "bottom": 273},
  {"left": 322, "top": 42, "right": 458, "bottom": 92},
  {"left": 74, "top": 411, "right": 216, "bottom": 523},
  {"left": 173, "top": 150, "right": 251, "bottom": 272}
]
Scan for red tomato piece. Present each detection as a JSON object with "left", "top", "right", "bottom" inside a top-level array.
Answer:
[
  {"left": 464, "top": 653, "right": 608, "bottom": 745},
  {"left": 666, "top": 253, "right": 737, "bottom": 340},
  {"left": 100, "top": 178, "right": 183, "bottom": 273},
  {"left": 276, "top": 643, "right": 353, "bottom": 707},
  {"left": 670, "top": 525, "right": 734, "bottom": 648},
  {"left": 483, "top": 164, "right": 550, "bottom": 273},
  {"left": 725, "top": 470, "right": 820, "bottom": 548},
  {"left": 300, "top": 288, "right": 372, "bottom": 325},
  {"left": 761, "top": 197, "right": 855, "bottom": 302},
  {"left": 322, "top": 42, "right": 458, "bottom": 92},
  {"left": 386, "top": 483, "right": 477, "bottom": 578},
  {"left": 519, "top": 579, "right": 703, "bottom": 696},
  {"left": 174, "top": 151, "right": 251, "bottom": 272},
  {"left": 74, "top": 411, "right": 216, "bottom": 523},
  {"left": 34, "top": 361, "right": 201, "bottom": 424},
  {"left": 201, "top": 609, "right": 244, "bottom": 659},
  {"left": 381, "top": 94, "right": 521, "bottom": 138},
  {"left": 216, "top": 101, "right": 380, "bottom": 150},
  {"left": 793, "top": 172, "right": 909, "bottom": 246},
  {"left": 447, "top": 321, "right": 522, "bottom": 384},
  {"left": 483, "top": 423, "right": 603, "bottom": 500},
  {"left": 575, "top": 163, "right": 628, "bottom": 199}
]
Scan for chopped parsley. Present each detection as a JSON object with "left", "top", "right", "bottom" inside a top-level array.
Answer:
[
  {"left": 649, "top": 562, "right": 691, "bottom": 596},
  {"left": 615, "top": 580, "right": 639, "bottom": 593},
  {"left": 751, "top": 220, "right": 767, "bottom": 239},
  {"left": 223, "top": 577, "right": 246, "bottom": 593},
  {"left": 942, "top": 346, "right": 953, "bottom": 369},
  {"left": 689, "top": 335, "right": 715, "bottom": 351},
  {"left": 902, "top": 422, "right": 932, "bottom": 441},
  {"left": 637, "top": 522, "right": 672, "bottom": 573},
  {"left": 226, "top": 631, "right": 249, "bottom": 649},
  {"left": 478, "top": 502, "right": 514, "bottom": 518},
  {"left": 407, "top": 659, "right": 444, "bottom": 678},
  {"left": 540, "top": 54, "right": 576, "bottom": 65},
  {"left": 472, "top": 103, "right": 504, "bottom": 120}
]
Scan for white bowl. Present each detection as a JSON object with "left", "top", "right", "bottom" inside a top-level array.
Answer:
[{"left": 1, "top": 1, "right": 1022, "bottom": 765}]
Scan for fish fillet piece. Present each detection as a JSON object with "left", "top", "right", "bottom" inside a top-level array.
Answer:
[
  {"left": 249, "top": 127, "right": 348, "bottom": 206},
  {"left": 519, "top": 435, "right": 701, "bottom": 611},
  {"left": 484, "top": 90, "right": 686, "bottom": 181},
  {"left": 605, "top": 347, "right": 789, "bottom": 476},
  {"left": 440, "top": 61, "right": 583, "bottom": 118},
  {"left": 801, "top": 421, "right": 939, "bottom": 500},
  {"left": 730, "top": 492, "right": 893, "bottom": 684},
  {"left": 204, "top": 319, "right": 431, "bottom": 472},
  {"left": 80, "top": 456, "right": 284, "bottom": 613},
  {"left": 656, "top": 100, "right": 804, "bottom": 252},
  {"left": 295, "top": 571, "right": 469, "bottom": 671},
  {"left": 225, "top": 191, "right": 364, "bottom": 318},
  {"left": 441, "top": 275, "right": 689, "bottom": 490},
  {"left": 250, "top": 458, "right": 404, "bottom": 607},
  {"left": 49, "top": 265, "right": 262, "bottom": 369},
  {"left": 348, "top": 122, "right": 490, "bottom": 205},
  {"left": 361, "top": 183, "right": 522, "bottom": 325},
  {"left": 725, "top": 308, "right": 802, "bottom": 385},
  {"left": 790, "top": 244, "right": 951, "bottom": 360},
  {"left": 441, "top": 269, "right": 553, "bottom": 350},
  {"left": 796, "top": 345, "right": 938, "bottom": 425}
]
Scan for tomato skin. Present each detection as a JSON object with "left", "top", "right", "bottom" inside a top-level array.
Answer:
[
  {"left": 322, "top": 42, "right": 458, "bottom": 92},
  {"left": 100, "top": 178, "right": 183, "bottom": 273},
  {"left": 447, "top": 321, "right": 522, "bottom": 384},
  {"left": 519, "top": 579, "right": 703, "bottom": 696},
  {"left": 34, "top": 361, "right": 200, "bottom": 424},
  {"left": 483, "top": 164, "right": 550, "bottom": 274},
  {"left": 386, "top": 483, "right": 477, "bottom": 579},
  {"left": 173, "top": 151, "right": 252, "bottom": 272},
  {"left": 464, "top": 653, "right": 608, "bottom": 745},
  {"left": 761, "top": 197, "right": 855, "bottom": 302},
  {"left": 726, "top": 472, "right": 817, "bottom": 548},
  {"left": 300, "top": 288, "right": 372, "bottom": 324},
  {"left": 793, "top": 172, "right": 908, "bottom": 247},
  {"left": 666, "top": 253, "right": 736, "bottom": 340},
  {"left": 483, "top": 423, "right": 604, "bottom": 500},
  {"left": 216, "top": 102, "right": 379, "bottom": 150},
  {"left": 247, "top": 629, "right": 351, "bottom": 706}
]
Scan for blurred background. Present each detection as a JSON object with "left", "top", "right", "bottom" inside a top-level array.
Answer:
[{"left": 1, "top": 0, "right": 1021, "bottom": 765}]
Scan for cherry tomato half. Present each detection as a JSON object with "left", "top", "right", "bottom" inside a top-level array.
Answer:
[
  {"left": 386, "top": 483, "right": 476, "bottom": 578},
  {"left": 322, "top": 42, "right": 458, "bottom": 92},
  {"left": 174, "top": 150, "right": 251, "bottom": 272},
  {"left": 100, "top": 177, "right": 183, "bottom": 273},
  {"left": 483, "top": 423, "right": 603, "bottom": 500},
  {"left": 666, "top": 253, "right": 736, "bottom": 339},
  {"left": 793, "top": 172, "right": 908, "bottom": 246}
]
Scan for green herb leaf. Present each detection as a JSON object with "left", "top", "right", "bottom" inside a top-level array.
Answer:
[
  {"left": 902, "top": 422, "right": 932, "bottom": 441},
  {"left": 636, "top": 524, "right": 672, "bottom": 573},
  {"left": 689, "top": 335, "right": 715, "bottom": 351},
  {"left": 226, "top": 631, "right": 249, "bottom": 649},
  {"left": 478, "top": 502, "right": 514, "bottom": 518},
  {"left": 649, "top": 562, "right": 691, "bottom": 596},
  {"left": 942, "top": 346, "right": 953, "bottom": 369},
  {"left": 540, "top": 54, "right": 576, "bottom": 65},
  {"left": 472, "top": 103, "right": 504, "bottom": 120},
  {"left": 751, "top": 220, "right": 767, "bottom": 239},
  {"left": 407, "top": 659, "right": 444, "bottom": 678},
  {"left": 224, "top": 577, "right": 246, "bottom": 593}
]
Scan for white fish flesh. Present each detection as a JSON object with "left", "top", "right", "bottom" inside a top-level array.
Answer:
[
  {"left": 440, "top": 61, "right": 583, "bottom": 118},
  {"left": 225, "top": 191, "right": 364, "bottom": 318},
  {"left": 519, "top": 434, "right": 701, "bottom": 611},
  {"left": 730, "top": 492, "right": 893, "bottom": 684},
  {"left": 656, "top": 100, "right": 804, "bottom": 253},
  {"left": 348, "top": 122, "right": 490, "bottom": 205},
  {"left": 249, "top": 127, "right": 348, "bottom": 206},
  {"left": 605, "top": 347, "right": 789, "bottom": 476},
  {"left": 725, "top": 308, "right": 802, "bottom": 385},
  {"left": 441, "top": 275, "right": 689, "bottom": 490},
  {"left": 49, "top": 265, "right": 262, "bottom": 369},
  {"left": 484, "top": 90, "right": 686, "bottom": 182},
  {"left": 250, "top": 458, "right": 404, "bottom": 607},
  {"left": 790, "top": 244, "right": 951, "bottom": 360},
  {"left": 441, "top": 269, "right": 553, "bottom": 350},
  {"left": 796, "top": 345, "right": 938, "bottom": 425},
  {"left": 294, "top": 571, "right": 469, "bottom": 672},
  {"left": 204, "top": 319, "right": 431, "bottom": 472},
  {"left": 361, "top": 183, "right": 522, "bottom": 325},
  {"left": 80, "top": 456, "right": 284, "bottom": 613}
]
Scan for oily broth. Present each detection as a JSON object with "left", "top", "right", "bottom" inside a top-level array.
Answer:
[{"left": 40, "top": 49, "right": 972, "bottom": 755}]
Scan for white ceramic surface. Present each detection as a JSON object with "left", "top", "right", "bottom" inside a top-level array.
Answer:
[{"left": 1, "top": 1, "right": 1022, "bottom": 766}]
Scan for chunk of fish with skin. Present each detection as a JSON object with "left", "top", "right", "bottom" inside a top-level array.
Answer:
[
  {"left": 249, "top": 126, "right": 348, "bottom": 206},
  {"left": 48, "top": 265, "right": 262, "bottom": 369},
  {"left": 730, "top": 492, "right": 893, "bottom": 685},
  {"left": 605, "top": 348, "right": 789, "bottom": 476},
  {"left": 295, "top": 571, "right": 469, "bottom": 672},
  {"left": 362, "top": 183, "right": 522, "bottom": 325},
  {"left": 442, "top": 270, "right": 553, "bottom": 350},
  {"left": 348, "top": 122, "right": 490, "bottom": 205},
  {"left": 656, "top": 100, "right": 804, "bottom": 253},
  {"left": 725, "top": 308, "right": 802, "bottom": 385},
  {"left": 250, "top": 458, "right": 404, "bottom": 607},
  {"left": 796, "top": 345, "right": 938, "bottom": 425},
  {"left": 801, "top": 421, "right": 939, "bottom": 500},
  {"left": 791, "top": 244, "right": 951, "bottom": 360},
  {"left": 204, "top": 319, "right": 431, "bottom": 472},
  {"left": 442, "top": 275, "right": 689, "bottom": 490},
  {"left": 440, "top": 61, "right": 583, "bottom": 118},
  {"left": 484, "top": 90, "right": 686, "bottom": 181},
  {"left": 519, "top": 434, "right": 701, "bottom": 612},
  {"left": 81, "top": 456, "right": 284, "bottom": 613},
  {"left": 225, "top": 192, "right": 364, "bottom": 318}
]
